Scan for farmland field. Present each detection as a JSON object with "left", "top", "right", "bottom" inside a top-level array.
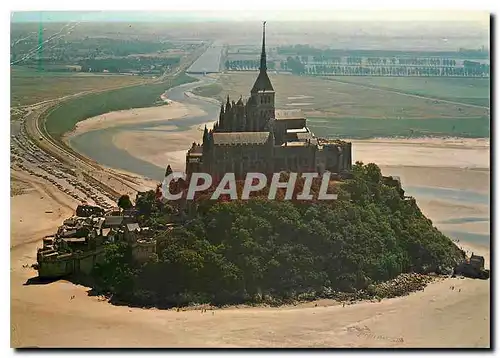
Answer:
[
  {"left": 323, "top": 76, "right": 490, "bottom": 108},
  {"left": 11, "top": 66, "right": 147, "bottom": 107},
  {"left": 193, "top": 72, "right": 490, "bottom": 138},
  {"left": 306, "top": 116, "right": 489, "bottom": 139}
]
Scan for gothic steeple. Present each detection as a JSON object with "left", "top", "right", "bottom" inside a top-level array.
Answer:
[
  {"left": 203, "top": 125, "right": 208, "bottom": 144},
  {"left": 219, "top": 103, "right": 225, "bottom": 130},
  {"left": 251, "top": 21, "right": 274, "bottom": 94},
  {"left": 165, "top": 164, "right": 173, "bottom": 178},
  {"left": 260, "top": 21, "right": 267, "bottom": 71}
]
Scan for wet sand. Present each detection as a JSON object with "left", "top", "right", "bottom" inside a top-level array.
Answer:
[
  {"left": 11, "top": 138, "right": 491, "bottom": 347},
  {"left": 10, "top": 182, "right": 490, "bottom": 347},
  {"left": 13, "top": 78, "right": 490, "bottom": 347},
  {"left": 64, "top": 101, "right": 207, "bottom": 140},
  {"left": 111, "top": 120, "right": 216, "bottom": 171}
]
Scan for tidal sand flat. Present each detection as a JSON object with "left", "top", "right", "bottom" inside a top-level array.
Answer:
[
  {"left": 10, "top": 181, "right": 489, "bottom": 347},
  {"left": 64, "top": 101, "right": 207, "bottom": 139},
  {"left": 354, "top": 138, "right": 490, "bottom": 248},
  {"left": 111, "top": 120, "right": 216, "bottom": 171}
]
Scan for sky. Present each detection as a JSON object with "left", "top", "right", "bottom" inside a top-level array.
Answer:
[{"left": 10, "top": 10, "right": 490, "bottom": 24}]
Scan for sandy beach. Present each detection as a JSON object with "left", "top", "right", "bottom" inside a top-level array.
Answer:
[
  {"left": 111, "top": 120, "right": 217, "bottom": 170},
  {"left": 11, "top": 127, "right": 491, "bottom": 347},
  {"left": 12, "top": 92, "right": 490, "bottom": 348},
  {"left": 10, "top": 181, "right": 490, "bottom": 347},
  {"left": 64, "top": 101, "right": 207, "bottom": 139}
]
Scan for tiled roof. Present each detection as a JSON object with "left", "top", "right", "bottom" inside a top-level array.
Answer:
[
  {"left": 274, "top": 109, "right": 305, "bottom": 120},
  {"left": 126, "top": 223, "right": 140, "bottom": 232},
  {"left": 213, "top": 132, "right": 270, "bottom": 145},
  {"left": 250, "top": 71, "right": 274, "bottom": 93},
  {"left": 104, "top": 216, "right": 124, "bottom": 227}
]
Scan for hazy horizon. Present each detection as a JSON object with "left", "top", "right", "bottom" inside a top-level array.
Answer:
[{"left": 11, "top": 10, "right": 490, "bottom": 25}]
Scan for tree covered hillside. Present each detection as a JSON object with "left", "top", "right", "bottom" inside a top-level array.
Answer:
[{"left": 93, "top": 163, "right": 464, "bottom": 307}]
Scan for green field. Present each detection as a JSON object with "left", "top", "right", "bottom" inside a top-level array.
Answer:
[
  {"left": 307, "top": 116, "right": 489, "bottom": 139},
  {"left": 324, "top": 76, "right": 490, "bottom": 108},
  {"left": 11, "top": 66, "right": 148, "bottom": 107},
  {"left": 44, "top": 74, "right": 197, "bottom": 139},
  {"left": 196, "top": 73, "right": 490, "bottom": 138}
]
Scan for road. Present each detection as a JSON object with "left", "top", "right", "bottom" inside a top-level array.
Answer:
[
  {"left": 11, "top": 43, "right": 211, "bottom": 206},
  {"left": 69, "top": 75, "right": 220, "bottom": 180}
]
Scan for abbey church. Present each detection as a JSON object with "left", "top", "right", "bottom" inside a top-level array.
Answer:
[{"left": 185, "top": 23, "right": 352, "bottom": 180}]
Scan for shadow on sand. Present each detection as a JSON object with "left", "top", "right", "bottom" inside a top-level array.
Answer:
[{"left": 23, "top": 276, "right": 61, "bottom": 286}]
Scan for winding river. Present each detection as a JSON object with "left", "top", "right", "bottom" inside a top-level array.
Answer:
[
  {"left": 69, "top": 75, "right": 219, "bottom": 181},
  {"left": 67, "top": 73, "right": 490, "bottom": 247}
]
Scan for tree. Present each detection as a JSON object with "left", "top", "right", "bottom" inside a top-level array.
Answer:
[
  {"left": 118, "top": 194, "right": 133, "bottom": 211},
  {"left": 95, "top": 163, "right": 465, "bottom": 307}
]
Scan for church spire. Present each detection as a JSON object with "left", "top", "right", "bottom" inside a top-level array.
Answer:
[
  {"left": 260, "top": 21, "right": 267, "bottom": 71},
  {"left": 165, "top": 164, "right": 172, "bottom": 178},
  {"left": 250, "top": 21, "right": 274, "bottom": 94},
  {"left": 203, "top": 125, "right": 208, "bottom": 144}
]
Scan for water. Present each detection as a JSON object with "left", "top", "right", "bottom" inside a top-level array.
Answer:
[
  {"left": 405, "top": 185, "right": 490, "bottom": 247},
  {"left": 438, "top": 217, "right": 489, "bottom": 225},
  {"left": 441, "top": 231, "right": 490, "bottom": 247},
  {"left": 69, "top": 75, "right": 220, "bottom": 181},
  {"left": 405, "top": 186, "right": 490, "bottom": 206}
]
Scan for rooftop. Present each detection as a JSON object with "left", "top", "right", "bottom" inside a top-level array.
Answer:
[
  {"left": 213, "top": 132, "right": 270, "bottom": 145},
  {"left": 126, "top": 223, "right": 140, "bottom": 232},
  {"left": 61, "top": 237, "right": 87, "bottom": 243},
  {"left": 286, "top": 127, "right": 308, "bottom": 134},
  {"left": 275, "top": 109, "right": 306, "bottom": 121},
  {"left": 103, "top": 216, "right": 124, "bottom": 228}
]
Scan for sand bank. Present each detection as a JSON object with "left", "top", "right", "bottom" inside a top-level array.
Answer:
[
  {"left": 64, "top": 101, "right": 207, "bottom": 139},
  {"left": 11, "top": 213, "right": 490, "bottom": 349},
  {"left": 10, "top": 157, "right": 490, "bottom": 348},
  {"left": 111, "top": 120, "right": 216, "bottom": 171},
  {"left": 352, "top": 138, "right": 489, "bottom": 170}
]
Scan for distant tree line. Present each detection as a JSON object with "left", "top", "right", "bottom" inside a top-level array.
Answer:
[
  {"left": 279, "top": 55, "right": 489, "bottom": 77},
  {"left": 79, "top": 56, "right": 181, "bottom": 74},
  {"left": 225, "top": 59, "right": 276, "bottom": 71},
  {"left": 306, "top": 64, "right": 489, "bottom": 77},
  {"left": 11, "top": 35, "right": 185, "bottom": 68},
  {"left": 60, "top": 38, "right": 177, "bottom": 58},
  {"left": 276, "top": 44, "right": 489, "bottom": 60},
  {"left": 226, "top": 51, "right": 489, "bottom": 78}
]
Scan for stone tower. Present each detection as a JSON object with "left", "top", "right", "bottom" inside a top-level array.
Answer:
[{"left": 247, "top": 21, "right": 275, "bottom": 132}]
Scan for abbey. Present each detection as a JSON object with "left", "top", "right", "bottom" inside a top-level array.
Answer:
[{"left": 185, "top": 23, "right": 352, "bottom": 181}]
